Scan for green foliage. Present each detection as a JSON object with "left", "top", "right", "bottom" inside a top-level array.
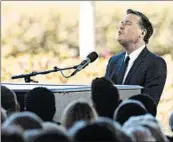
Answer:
[
  {"left": 2, "top": 2, "right": 173, "bottom": 59},
  {"left": 1, "top": 2, "right": 173, "bottom": 83}
]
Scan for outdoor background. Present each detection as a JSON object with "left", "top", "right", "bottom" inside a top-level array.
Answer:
[{"left": 1, "top": 1, "right": 173, "bottom": 135}]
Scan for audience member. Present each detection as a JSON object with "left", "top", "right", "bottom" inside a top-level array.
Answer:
[
  {"left": 129, "top": 93, "right": 157, "bottom": 116},
  {"left": 91, "top": 77, "right": 120, "bottom": 119},
  {"left": 113, "top": 99, "right": 148, "bottom": 125},
  {"left": 122, "top": 114, "right": 169, "bottom": 142},
  {"left": 2, "top": 111, "right": 43, "bottom": 131},
  {"left": 24, "top": 128, "right": 71, "bottom": 142},
  {"left": 1, "top": 82, "right": 171, "bottom": 142},
  {"left": 1, "top": 125, "right": 24, "bottom": 142},
  {"left": 124, "top": 125, "right": 156, "bottom": 141},
  {"left": 61, "top": 100, "right": 97, "bottom": 129},
  {"left": 123, "top": 113, "right": 158, "bottom": 129},
  {"left": 25, "top": 87, "right": 56, "bottom": 122},
  {"left": 43, "top": 121, "right": 66, "bottom": 133},
  {"left": 1, "top": 85, "right": 20, "bottom": 116},
  {"left": 68, "top": 117, "right": 132, "bottom": 142}
]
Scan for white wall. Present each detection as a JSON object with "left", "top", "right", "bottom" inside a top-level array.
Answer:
[{"left": 79, "top": 1, "right": 95, "bottom": 59}]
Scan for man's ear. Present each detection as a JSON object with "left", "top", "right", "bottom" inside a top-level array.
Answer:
[{"left": 141, "top": 29, "right": 147, "bottom": 36}]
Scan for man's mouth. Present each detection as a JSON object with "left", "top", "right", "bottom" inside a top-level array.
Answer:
[{"left": 118, "top": 31, "right": 123, "bottom": 35}]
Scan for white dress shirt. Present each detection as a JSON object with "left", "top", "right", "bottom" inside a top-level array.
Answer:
[{"left": 122, "top": 45, "right": 146, "bottom": 84}]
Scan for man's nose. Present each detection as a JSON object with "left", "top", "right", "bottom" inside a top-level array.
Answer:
[{"left": 120, "top": 23, "right": 124, "bottom": 29}]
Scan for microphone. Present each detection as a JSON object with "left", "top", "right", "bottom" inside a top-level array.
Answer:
[{"left": 71, "top": 52, "right": 98, "bottom": 77}]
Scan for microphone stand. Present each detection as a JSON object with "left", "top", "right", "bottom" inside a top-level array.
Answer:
[{"left": 11, "top": 65, "right": 78, "bottom": 83}]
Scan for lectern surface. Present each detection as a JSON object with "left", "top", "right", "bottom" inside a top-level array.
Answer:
[{"left": 2, "top": 82, "right": 142, "bottom": 92}]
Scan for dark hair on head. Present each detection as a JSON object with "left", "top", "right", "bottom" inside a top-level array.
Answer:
[
  {"left": 113, "top": 100, "right": 148, "bottom": 125},
  {"left": 71, "top": 117, "right": 133, "bottom": 142},
  {"left": 25, "top": 87, "right": 56, "bottom": 121},
  {"left": 1, "top": 85, "right": 20, "bottom": 115},
  {"left": 91, "top": 77, "right": 120, "bottom": 119},
  {"left": 129, "top": 93, "right": 157, "bottom": 117},
  {"left": 25, "top": 129, "right": 71, "bottom": 142},
  {"left": 126, "top": 9, "right": 153, "bottom": 44},
  {"left": 2, "top": 111, "right": 43, "bottom": 130},
  {"left": 1, "top": 125, "right": 24, "bottom": 142}
]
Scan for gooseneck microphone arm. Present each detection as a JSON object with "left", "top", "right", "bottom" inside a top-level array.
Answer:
[
  {"left": 11, "top": 51, "right": 98, "bottom": 83},
  {"left": 11, "top": 65, "right": 78, "bottom": 83}
]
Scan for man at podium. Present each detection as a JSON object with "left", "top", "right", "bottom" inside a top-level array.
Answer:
[{"left": 105, "top": 9, "right": 167, "bottom": 105}]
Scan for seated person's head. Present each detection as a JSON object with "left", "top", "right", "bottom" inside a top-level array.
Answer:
[
  {"left": 2, "top": 111, "right": 43, "bottom": 131},
  {"left": 129, "top": 93, "right": 157, "bottom": 116},
  {"left": 113, "top": 99, "right": 148, "bottom": 125},
  {"left": 24, "top": 128, "right": 70, "bottom": 142},
  {"left": 43, "top": 122, "right": 66, "bottom": 133},
  {"left": 91, "top": 77, "right": 120, "bottom": 119},
  {"left": 68, "top": 117, "right": 132, "bottom": 142},
  {"left": 1, "top": 85, "right": 20, "bottom": 116},
  {"left": 122, "top": 114, "right": 169, "bottom": 142},
  {"left": 123, "top": 114, "right": 158, "bottom": 129},
  {"left": 25, "top": 87, "right": 56, "bottom": 122},
  {"left": 1, "top": 125, "right": 24, "bottom": 142},
  {"left": 124, "top": 125, "right": 156, "bottom": 141},
  {"left": 61, "top": 100, "right": 97, "bottom": 129}
]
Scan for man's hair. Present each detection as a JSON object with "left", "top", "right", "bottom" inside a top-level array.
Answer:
[
  {"left": 129, "top": 93, "right": 157, "bottom": 117},
  {"left": 25, "top": 87, "right": 56, "bottom": 122},
  {"left": 1, "top": 125, "right": 24, "bottom": 142},
  {"left": 2, "top": 111, "right": 43, "bottom": 131},
  {"left": 127, "top": 9, "right": 153, "bottom": 44},
  {"left": 70, "top": 117, "right": 133, "bottom": 142},
  {"left": 24, "top": 129, "right": 70, "bottom": 142},
  {"left": 91, "top": 77, "right": 120, "bottom": 119},
  {"left": 1, "top": 85, "right": 20, "bottom": 116},
  {"left": 113, "top": 100, "right": 148, "bottom": 125}
]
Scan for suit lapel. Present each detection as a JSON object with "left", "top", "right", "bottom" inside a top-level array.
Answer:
[
  {"left": 115, "top": 53, "right": 126, "bottom": 84},
  {"left": 124, "top": 47, "right": 149, "bottom": 84}
]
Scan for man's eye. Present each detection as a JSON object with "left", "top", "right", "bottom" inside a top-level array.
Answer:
[{"left": 125, "top": 23, "right": 131, "bottom": 25}]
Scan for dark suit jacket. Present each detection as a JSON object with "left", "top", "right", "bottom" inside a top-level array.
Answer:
[{"left": 105, "top": 47, "right": 167, "bottom": 105}]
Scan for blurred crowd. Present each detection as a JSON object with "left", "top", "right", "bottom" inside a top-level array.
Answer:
[{"left": 1, "top": 77, "right": 173, "bottom": 142}]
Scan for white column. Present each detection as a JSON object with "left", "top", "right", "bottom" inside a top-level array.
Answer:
[{"left": 79, "top": 1, "right": 95, "bottom": 59}]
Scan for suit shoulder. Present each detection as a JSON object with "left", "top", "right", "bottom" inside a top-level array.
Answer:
[
  {"left": 109, "top": 52, "right": 125, "bottom": 62},
  {"left": 147, "top": 51, "right": 166, "bottom": 65}
]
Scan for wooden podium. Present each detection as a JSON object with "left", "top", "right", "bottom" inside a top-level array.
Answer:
[{"left": 1, "top": 82, "right": 143, "bottom": 122}]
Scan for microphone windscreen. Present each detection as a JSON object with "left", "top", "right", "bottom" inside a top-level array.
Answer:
[{"left": 87, "top": 52, "right": 98, "bottom": 62}]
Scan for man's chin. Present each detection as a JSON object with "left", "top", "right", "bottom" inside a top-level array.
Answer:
[
  {"left": 117, "top": 36, "right": 124, "bottom": 42},
  {"left": 117, "top": 39, "right": 123, "bottom": 44},
  {"left": 118, "top": 39, "right": 127, "bottom": 47}
]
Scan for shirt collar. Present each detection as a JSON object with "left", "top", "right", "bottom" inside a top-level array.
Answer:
[{"left": 125, "top": 45, "right": 146, "bottom": 61}]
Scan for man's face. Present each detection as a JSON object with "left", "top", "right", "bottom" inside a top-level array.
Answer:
[{"left": 117, "top": 14, "right": 143, "bottom": 46}]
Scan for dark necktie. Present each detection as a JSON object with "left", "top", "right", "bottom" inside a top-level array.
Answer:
[{"left": 119, "top": 56, "right": 130, "bottom": 84}]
